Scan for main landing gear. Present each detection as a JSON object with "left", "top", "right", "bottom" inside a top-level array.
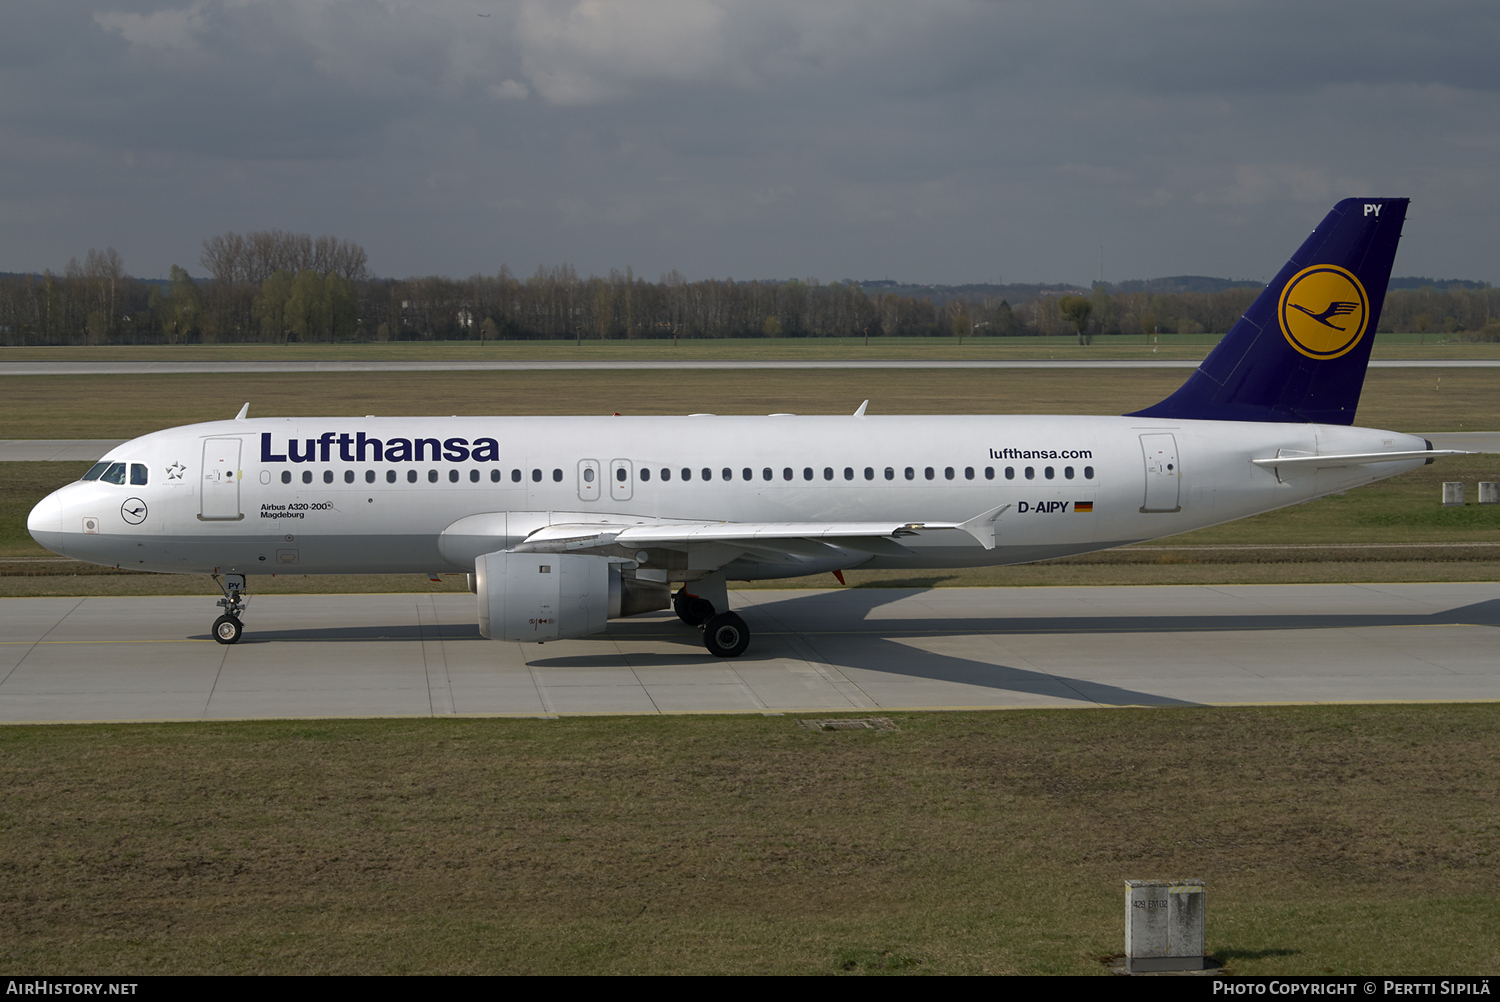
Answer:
[
  {"left": 212, "top": 573, "right": 247, "bottom": 645},
  {"left": 673, "top": 583, "right": 750, "bottom": 658}
]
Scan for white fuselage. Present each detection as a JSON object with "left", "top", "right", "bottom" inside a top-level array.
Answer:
[{"left": 28, "top": 413, "right": 1429, "bottom": 581}]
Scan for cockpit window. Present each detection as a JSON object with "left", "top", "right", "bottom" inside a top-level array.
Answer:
[
  {"left": 100, "top": 463, "right": 127, "bottom": 485},
  {"left": 81, "top": 462, "right": 110, "bottom": 481},
  {"left": 130, "top": 463, "right": 148, "bottom": 486}
]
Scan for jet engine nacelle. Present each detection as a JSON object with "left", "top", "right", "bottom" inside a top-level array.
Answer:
[{"left": 475, "top": 551, "right": 671, "bottom": 642}]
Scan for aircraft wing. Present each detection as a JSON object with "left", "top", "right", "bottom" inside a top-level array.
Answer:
[{"left": 514, "top": 503, "right": 1011, "bottom": 555}]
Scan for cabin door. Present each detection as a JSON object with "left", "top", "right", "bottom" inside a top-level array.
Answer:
[
  {"left": 1139, "top": 433, "right": 1181, "bottom": 513},
  {"left": 200, "top": 438, "right": 244, "bottom": 520}
]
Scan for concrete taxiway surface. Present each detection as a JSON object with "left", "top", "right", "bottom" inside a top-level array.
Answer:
[{"left": 3, "top": 584, "right": 1497, "bottom": 722}]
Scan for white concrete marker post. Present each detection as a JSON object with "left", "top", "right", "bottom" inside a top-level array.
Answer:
[
  {"left": 1480, "top": 482, "right": 1498, "bottom": 505},
  {"left": 1443, "top": 482, "right": 1466, "bottom": 506},
  {"left": 1125, "top": 880, "right": 1206, "bottom": 973}
]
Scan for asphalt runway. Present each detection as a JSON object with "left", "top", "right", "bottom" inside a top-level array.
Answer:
[
  {"left": 3, "top": 583, "right": 1497, "bottom": 723},
  {"left": 3, "top": 359, "right": 1498, "bottom": 375}
]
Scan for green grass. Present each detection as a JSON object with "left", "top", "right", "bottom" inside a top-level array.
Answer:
[
  {"left": 2, "top": 705, "right": 1497, "bottom": 974},
  {"left": 0, "top": 366, "right": 1496, "bottom": 440},
  {"left": 3, "top": 333, "right": 1498, "bottom": 362}
]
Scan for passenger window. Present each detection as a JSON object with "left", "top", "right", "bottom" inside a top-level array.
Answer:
[
  {"left": 81, "top": 462, "right": 109, "bottom": 481},
  {"left": 101, "top": 463, "right": 127, "bottom": 485},
  {"left": 615, "top": 468, "right": 626, "bottom": 482},
  {"left": 1085, "top": 466, "right": 1095, "bottom": 479},
  {"left": 865, "top": 467, "right": 874, "bottom": 480},
  {"left": 407, "top": 470, "right": 418, "bottom": 484},
  {"left": 804, "top": 468, "right": 815, "bottom": 481},
  {"left": 388, "top": 470, "right": 398, "bottom": 483},
  {"left": 782, "top": 468, "right": 792, "bottom": 481},
  {"left": 469, "top": 469, "right": 479, "bottom": 483},
  {"left": 1044, "top": 466, "right": 1054, "bottom": 480},
  {"left": 583, "top": 468, "right": 595, "bottom": 483},
  {"left": 1025, "top": 467, "right": 1034, "bottom": 480},
  {"left": 904, "top": 467, "right": 914, "bottom": 480},
  {"left": 131, "top": 464, "right": 148, "bottom": 485},
  {"left": 762, "top": 468, "right": 772, "bottom": 481},
  {"left": 344, "top": 470, "right": 355, "bottom": 484},
  {"left": 661, "top": 468, "right": 671, "bottom": 482},
  {"left": 742, "top": 468, "right": 752, "bottom": 481},
  {"left": 823, "top": 467, "right": 833, "bottom": 481},
  {"left": 449, "top": 470, "right": 459, "bottom": 483},
  {"left": 844, "top": 467, "right": 854, "bottom": 481},
  {"left": 281, "top": 471, "right": 292, "bottom": 484},
  {"left": 1004, "top": 467, "right": 1014, "bottom": 480},
  {"left": 1064, "top": 466, "right": 1074, "bottom": 480},
  {"left": 683, "top": 468, "right": 692, "bottom": 481},
  {"left": 721, "top": 468, "right": 731, "bottom": 481},
  {"left": 884, "top": 468, "right": 894, "bottom": 480},
  {"left": 641, "top": 468, "right": 651, "bottom": 482},
  {"left": 324, "top": 470, "right": 334, "bottom": 484},
  {"left": 964, "top": 467, "right": 974, "bottom": 480},
  {"left": 945, "top": 467, "right": 955, "bottom": 480},
  {"left": 552, "top": 469, "right": 562, "bottom": 482},
  {"left": 924, "top": 467, "right": 934, "bottom": 480},
  {"left": 366, "top": 470, "right": 376, "bottom": 484},
  {"left": 512, "top": 469, "right": 522, "bottom": 483},
  {"left": 533, "top": 469, "right": 542, "bottom": 482},
  {"left": 304, "top": 471, "right": 314, "bottom": 484},
  {"left": 491, "top": 469, "right": 501, "bottom": 483},
  {"left": 429, "top": 470, "right": 439, "bottom": 483}
]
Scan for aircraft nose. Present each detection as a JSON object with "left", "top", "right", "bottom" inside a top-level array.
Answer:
[{"left": 27, "top": 491, "right": 68, "bottom": 557}]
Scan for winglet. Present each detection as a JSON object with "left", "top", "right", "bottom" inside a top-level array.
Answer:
[
  {"left": 234, "top": 403, "right": 249, "bottom": 421},
  {"left": 957, "top": 503, "right": 1011, "bottom": 550},
  {"left": 853, "top": 400, "right": 869, "bottom": 417}
]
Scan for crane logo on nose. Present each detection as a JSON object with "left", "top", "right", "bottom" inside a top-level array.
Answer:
[{"left": 121, "top": 498, "right": 148, "bottom": 525}]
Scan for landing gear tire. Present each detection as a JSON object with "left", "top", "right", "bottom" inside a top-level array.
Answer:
[
  {"left": 674, "top": 589, "right": 716, "bottom": 626},
  {"left": 703, "top": 612, "right": 750, "bottom": 658},
  {"left": 212, "top": 615, "right": 243, "bottom": 645}
]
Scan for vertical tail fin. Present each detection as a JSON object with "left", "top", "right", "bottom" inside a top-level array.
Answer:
[{"left": 1129, "top": 198, "right": 1407, "bottom": 425}]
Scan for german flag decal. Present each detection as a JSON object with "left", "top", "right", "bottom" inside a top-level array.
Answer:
[{"left": 1075, "top": 501, "right": 1094, "bottom": 513}]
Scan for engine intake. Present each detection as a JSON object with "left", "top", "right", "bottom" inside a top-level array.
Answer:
[{"left": 475, "top": 551, "right": 669, "bottom": 642}]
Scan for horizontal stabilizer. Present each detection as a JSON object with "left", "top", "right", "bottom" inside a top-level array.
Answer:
[{"left": 1252, "top": 449, "right": 1470, "bottom": 471}]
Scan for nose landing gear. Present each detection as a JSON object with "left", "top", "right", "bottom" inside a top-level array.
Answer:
[{"left": 212, "top": 573, "right": 247, "bottom": 645}]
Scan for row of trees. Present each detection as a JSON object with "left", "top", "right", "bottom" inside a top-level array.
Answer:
[{"left": 1, "top": 238, "right": 1495, "bottom": 346}]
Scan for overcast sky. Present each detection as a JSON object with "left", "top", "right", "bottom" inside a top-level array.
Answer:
[{"left": 3, "top": 1, "right": 1498, "bottom": 285}]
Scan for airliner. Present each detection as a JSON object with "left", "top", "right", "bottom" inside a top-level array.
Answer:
[{"left": 28, "top": 198, "right": 1465, "bottom": 656}]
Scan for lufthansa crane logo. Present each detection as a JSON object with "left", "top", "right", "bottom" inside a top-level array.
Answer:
[
  {"left": 121, "top": 498, "right": 148, "bottom": 525},
  {"left": 1278, "top": 264, "right": 1369, "bottom": 360}
]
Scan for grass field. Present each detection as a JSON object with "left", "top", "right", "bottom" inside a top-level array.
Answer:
[
  {"left": 1, "top": 366, "right": 1496, "bottom": 439},
  {"left": 2, "top": 705, "right": 1496, "bottom": 975},
  {"left": 2, "top": 333, "right": 1498, "bottom": 362},
  {"left": 3, "top": 353, "right": 1497, "bottom": 978}
]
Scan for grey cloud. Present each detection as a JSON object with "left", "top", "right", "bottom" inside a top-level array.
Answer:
[{"left": 0, "top": 1, "right": 1497, "bottom": 284}]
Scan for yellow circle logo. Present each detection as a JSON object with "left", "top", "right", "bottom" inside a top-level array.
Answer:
[{"left": 1279, "top": 264, "right": 1368, "bottom": 359}]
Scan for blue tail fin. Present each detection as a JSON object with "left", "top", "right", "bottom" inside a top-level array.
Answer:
[{"left": 1129, "top": 197, "right": 1407, "bottom": 425}]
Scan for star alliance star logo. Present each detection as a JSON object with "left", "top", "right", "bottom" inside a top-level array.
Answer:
[{"left": 166, "top": 461, "right": 185, "bottom": 480}]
